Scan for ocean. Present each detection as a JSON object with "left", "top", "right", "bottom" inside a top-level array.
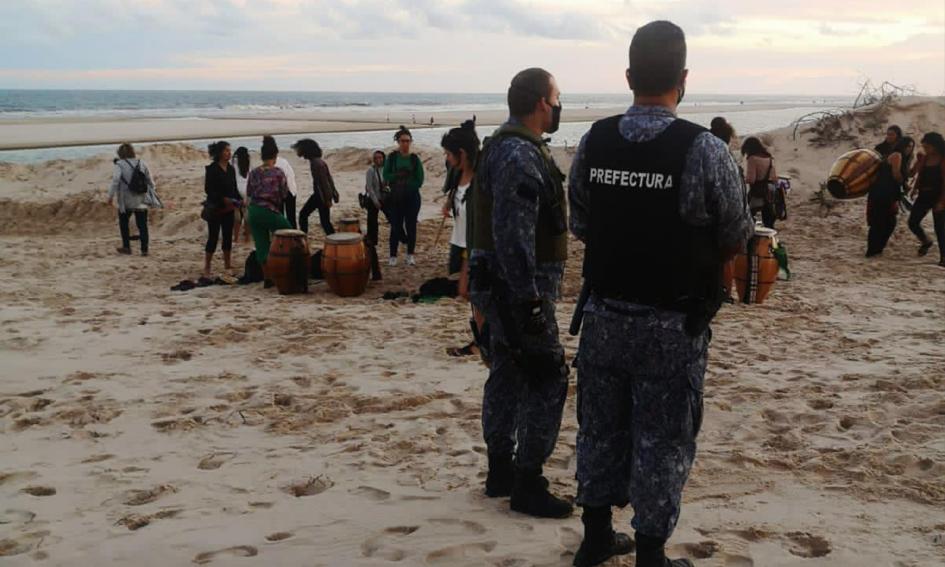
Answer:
[{"left": 0, "top": 90, "right": 854, "bottom": 163}]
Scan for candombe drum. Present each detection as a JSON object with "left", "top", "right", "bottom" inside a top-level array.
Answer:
[
  {"left": 321, "top": 233, "right": 370, "bottom": 297},
  {"left": 826, "top": 149, "right": 882, "bottom": 199},
  {"left": 268, "top": 229, "right": 311, "bottom": 295},
  {"left": 338, "top": 218, "right": 361, "bottom": 234},
  {"left": 733, "top": 227, "right": 779, "bottom": 305}
]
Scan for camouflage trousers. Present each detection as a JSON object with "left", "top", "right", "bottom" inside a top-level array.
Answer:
[
  {"left": 575, "top": 298, "right": 708, "bottom": 539},
  {"left": 481, "top": 299, "right": 569, "bottom": 472}
]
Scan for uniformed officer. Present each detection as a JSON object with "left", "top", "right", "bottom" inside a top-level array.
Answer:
[
  {"left": 466, "top": 67, "right": 572, "bottom": 519},
  {"left": 568, "top": 22, "right": 753, "bottom": 567}
]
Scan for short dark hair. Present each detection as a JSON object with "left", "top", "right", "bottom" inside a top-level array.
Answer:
[
  {"left": 292, "top": 138, "right": 322, "bottom": 160},
  {"left": 507, "top": 68, "right": 553, "bottom": 119},
  {"left": 261, "top": 135, "right": 279, "bottom": 161},
  {"left": 895, "top": 136, "right": 914, "bottom": 155},
  {"left": 117, "top": 143, "right": 135, "bottom": 159},
  {"left": 920, "top": 132, "right": 945, "bottom": 156},
  {"left": 887, "top": 125, "right": 903, "bottom": 139},
  {"left": 710, "top": 117, "right": 734, "bottom": 145},
  {"left": 628, "top": 21, "right": 687, "bottom": 96}
]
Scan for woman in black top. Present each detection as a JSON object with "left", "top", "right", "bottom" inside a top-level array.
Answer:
[
  {"left": 203, "top": 141, "right": 241, "bottom": 277},
  {"left": 291, "top": 138, "right": 337, "bottom": 236},
  {"left": 866, "top": 136, "right": 914, "bottom": 257},
  {"left": 907, "top": 132, "right": 945, "bottom": 264}
]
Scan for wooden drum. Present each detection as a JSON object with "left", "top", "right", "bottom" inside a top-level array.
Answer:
[
  {"left": 733, "top": 227, "right": 779, "bottom": 305},
  {"left": 268, "top": 229, "right": 310, "bottom": 295},
  {"left": 338, "top": 218, "right": 361, "bottom": 234},
  {"left": 321, "top": 233, "right": 369, "bottom": 297},
  {"left": 826, "top": 149, "right": 881, "bottom": 199}
]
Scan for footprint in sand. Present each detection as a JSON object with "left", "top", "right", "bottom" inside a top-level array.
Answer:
[
  {"left": 429, "top": 518, "right": 487, "bottom": 535},
  {"left": 784, "top": 532, "right": 831, "bottom": 558},
  {"left": 198, "top": 452, "right": 236, "bottom": 471},
  {"left": 123, "top": 484, "right": 176, "bottom": 506},
  {"left": 193, "top": 545, "right": 258, "bottom": 564},
  {"left": 350, "top": 485, "right": 391, "bottom": 502},
  {"left": 361, "top": 526, "right": 420, "bottom": 561},
  {"left": 0, "top": 509, "right": 36, "bottom": 527},
  {"left": 20, "top": 486, "right": 56, "bottom": 497},
  {"left": 680, "top": 540, "right": 720, "bottom": 559},
  {"left": 0, "top": 531, "right": 50, "bottom": 558},
  {"left": 265, "top": 532, "right": 293, "bottom": 542},
  {"left": 425, "top": 541, "right": 498, "bottom": 565},
  {"left": 282, "top": 475, "right": 333, "bottom": 498}
]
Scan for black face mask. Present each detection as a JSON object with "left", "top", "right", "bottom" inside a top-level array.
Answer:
[
  {"left": 547, "top": 100, "right": 562, "bottom": 134},
  {"left": 677, "top": 84, "right": 686, "bottom": 105}
]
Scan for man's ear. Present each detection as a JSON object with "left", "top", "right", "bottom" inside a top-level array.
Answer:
[{"left": 625, "top": 68, "right": 634, "bottom": 91}]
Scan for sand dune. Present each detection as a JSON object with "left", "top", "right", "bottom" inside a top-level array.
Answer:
[{"left": 0, "top": 98, "right": 943, "bottom": 566}]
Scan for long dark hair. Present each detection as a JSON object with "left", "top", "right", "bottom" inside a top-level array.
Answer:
[
  {"left": 208, "top": 140, "right": 230, "bottom": 162},
  {"left": 710, "top": 117, "right": 734, "bottom": 145},
  {"left": 261, "top": 135, "right": 279, "bottom": 161},
  {"left": 292, "top": 138, "right": 322, "bottom": 160},
  {"left": 920, "top": 132, "right": 945, "bottom": 157},
  {"left": 740, "top": 136, "right": 771, "bottom": 158},
  {"left": 234, "top": 147, "right": 250, "bottom": 177}
]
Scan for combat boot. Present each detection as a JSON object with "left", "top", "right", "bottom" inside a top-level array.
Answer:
[
  {"left": 485, "top": 453, "right": 513, "bottom": 497},
  {"left": 573, "top": 506, "right": 634, "bottom": 567},
  {"left": 635, "top": 533, "right": 693, "bottom": 567},
  {"left": 510, "top": 468, "right": 573, "bottom": 518}
]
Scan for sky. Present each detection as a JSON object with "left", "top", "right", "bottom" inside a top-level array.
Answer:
[{"left": 0, "top": 0, "right": 943, "bottom": 95}]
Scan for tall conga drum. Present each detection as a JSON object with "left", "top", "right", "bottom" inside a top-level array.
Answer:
[
  {"left": 826, "top": 149, "right": 881, "bottom": 199},
  {"left": 322, "top": 233, "right": 369, "bottom": 297},
  {"left": 733, "top": 227, "right": 779, "bottom": 305},
  {"left": 338, "top": 218, "right": 361, "bottom": 234},
  {"left": 268, "top": 229, "right": 310, "bottom": 295}
]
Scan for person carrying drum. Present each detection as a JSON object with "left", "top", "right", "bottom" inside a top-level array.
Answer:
[
  {"left": 467, "top": 67, "right": 572, "bottom": 519},
  {"left": 567, "top": 21, "right": 751, "bottom": 567}
]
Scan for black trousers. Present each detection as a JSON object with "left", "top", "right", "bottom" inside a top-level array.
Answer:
[
  {"left": 205, "top": 211, "right": 235, "bottom": 254},
  {"left": 908, "top": 192, "right": 945, "bottom": 257},
  {"left": 866, "top": 195, "right": 897, "bottom": 256},
  {"left": 299, "top": 192, "right": 334, "bottom": 235},
  {"left": 388, "top": 189, "right": 421, "bottom": 257},
  {"left": 283, "top": 193, "right": 297, "bottom": 229},
  {"left": 119, "top": 210, "right": 149, "bottom": 252}
]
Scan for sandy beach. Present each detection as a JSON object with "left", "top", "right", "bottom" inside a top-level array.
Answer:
[{"left": 1, "top": 97, "right": 944, "bottom": 566}]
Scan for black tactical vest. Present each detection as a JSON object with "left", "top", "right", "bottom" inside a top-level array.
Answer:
[{"left": 583, "top": 115, "right": 720, "bottom": 307}]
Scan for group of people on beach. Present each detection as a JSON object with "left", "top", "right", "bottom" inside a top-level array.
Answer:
[
  {"left": 102, "top": 16, "right": 942, "bottom": 567},
  {"left": 866, "top": 125, "right": 945, "bottom": 264}
]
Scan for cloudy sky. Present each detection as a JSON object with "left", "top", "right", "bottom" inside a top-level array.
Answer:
[{"left": 1, "top": 0, "right": 943, "bottom": 95}]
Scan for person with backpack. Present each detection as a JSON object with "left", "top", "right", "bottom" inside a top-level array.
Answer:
[
  {"left": 292, "top": 138, "right": 338, "bottom": 236},
  {"left": 107, "top": 143, "right": 161, "bottom": 256},
  {"left": 741, "top": 136, "right": 778, "bottom": 228},
  {"left": 383, "top": 126, "right": 425, "bottom": 266},
  {"left": 203, "top": 141, "right": 242, "bottom": 278}
]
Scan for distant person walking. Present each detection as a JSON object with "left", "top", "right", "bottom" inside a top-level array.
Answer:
[
  {"left": 866, "top": 137, "right": 914, "bottom": 257},
  {"left": 292, "top": 139, "right": 338, "bottom": 236},
  {"left": 261, "top": 135, "right": 299, "bottom": 228},
  {"left": 246, "top": 138, "right": 292, "bottom": 268},
  {"left": 907, "top": 132, "right": 945, "bottom": 264},
  {"left": 742, "top": 136, "right": 778, "bottom": 228},
  {"left": 202, "top": 141, "right": 241, "bottom": 277},
  {"left": 108, "top": 143, "right": 162, "bottom": 256},
  {"left": 232, "top": 146, "right": 251, "bottom": 243},
  {"left": 383, "top": 126, "right": 425, "bottom": 266}
]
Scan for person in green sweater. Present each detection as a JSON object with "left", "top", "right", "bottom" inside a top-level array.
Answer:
[{"left": 383, "top": 126, "right": 425, "bottom": 266}]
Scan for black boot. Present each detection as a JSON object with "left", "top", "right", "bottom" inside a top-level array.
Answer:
[
  {"left": 510, "top": 468, "right": 573, "bottom": 518},
  {"left": 485, "top": 453, "right": 513, "bottom": 497},
  {"left": 635, "top": 533, "right": 693, "bottom": 567},
  {"left": 573, "top": 506, "right": 634, "bottom": 567}
]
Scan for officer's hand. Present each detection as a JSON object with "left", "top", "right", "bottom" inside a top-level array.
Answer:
[{"left": 521, "top": 300, "right": 547, "bottom": 335}]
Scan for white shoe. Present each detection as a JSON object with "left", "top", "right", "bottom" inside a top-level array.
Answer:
[
  {"left": 388, "top": 256, "right": 398, "bottom": 266},
  {"left": 406, "top": 254, "right": 416, "bottom": 266}
]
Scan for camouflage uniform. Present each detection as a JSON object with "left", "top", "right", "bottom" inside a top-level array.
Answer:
[
  {"left": 469, "top": 119, "right": 568, "bottom": 472},
  {"left": 569, "top": 105, "right": 752, "bottom": 539}
]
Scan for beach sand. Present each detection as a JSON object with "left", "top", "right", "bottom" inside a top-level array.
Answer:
[{"left": 0, "top": 98, "right": 943, "bottom": 566}]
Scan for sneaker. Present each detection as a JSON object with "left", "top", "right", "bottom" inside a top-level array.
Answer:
[
  {"left": 918, "top": 241, "right": 933, "bottom": 256},
  {"left": 141, "top": 250, "right": 149, "bottom": 257},
  {"left": 406, "top": 254, "right": 416, "bottom": 266},
  {"left": 388, "top": 256, "right": 398, "bottom": 267},
  {"left": 116, "top": 247, "right": 132, "bottom": 255}
]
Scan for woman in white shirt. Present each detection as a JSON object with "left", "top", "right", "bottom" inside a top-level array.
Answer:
[
  {"left": 262, "top": 135, "right": 299, "bottom": 228},
  {"left": 440, "top": 120, "right": 481, "bottom": 357},
  {"left": 231, "top": 146, "right": 251, "bottom": 243}
]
